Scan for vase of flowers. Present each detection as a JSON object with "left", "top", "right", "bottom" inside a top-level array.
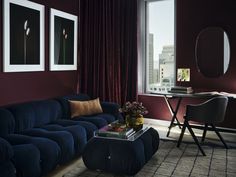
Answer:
[{"left": 120, "top": 101, "right": 148, "bottom": 131}]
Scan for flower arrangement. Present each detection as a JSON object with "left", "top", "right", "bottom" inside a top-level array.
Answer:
[{"left": 120, "top": 101, "right": 148, "bottom": 118}]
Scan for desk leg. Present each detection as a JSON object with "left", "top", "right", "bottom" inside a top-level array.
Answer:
[{"left": 165, "top": 97, "right": 182, "bottom": 137}]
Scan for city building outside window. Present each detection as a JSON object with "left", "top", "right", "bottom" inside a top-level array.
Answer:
[{"left": 144, "top": 0, "right": 175, "bottom": 93}]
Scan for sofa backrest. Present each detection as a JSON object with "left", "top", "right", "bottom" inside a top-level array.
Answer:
[
  {"left": 7, "top": 100, "right": 62, "bottom": 133},
  {"left": 0, "top": 108, "right": 15, "bottom": 137},
  {"left": 56, "top": 94, "right": 91, "bottom": 118},
  {"left": 0, "top": 137, "right": 14, "bottom": 162}
]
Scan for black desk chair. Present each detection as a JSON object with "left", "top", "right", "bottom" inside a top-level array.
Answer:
[{"left": 177, "top": 96, "right": 228, "bottom": 156}]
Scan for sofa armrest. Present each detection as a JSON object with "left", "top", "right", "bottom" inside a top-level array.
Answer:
[
  {"left": 100, "top": 102, "right": 123, "bottom": 120},
  {"left": 0, "top": 138, "right": 14, "bottom": 163}
]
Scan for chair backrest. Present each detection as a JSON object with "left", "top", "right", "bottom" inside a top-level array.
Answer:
[{"left": 185, "top": 96, "right": 228, "bottom": 123}]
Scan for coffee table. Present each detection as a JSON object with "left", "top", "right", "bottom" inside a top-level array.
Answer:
[{"left": 82, "top": 122, "right": 160, "bottom": 175}]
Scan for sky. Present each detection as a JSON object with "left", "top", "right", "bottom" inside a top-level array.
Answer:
[{"left": 148, "top": 0, "right": 174, "bottom": 68}]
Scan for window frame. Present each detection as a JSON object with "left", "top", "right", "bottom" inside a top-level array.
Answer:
[{"left": 138, "top": 0, "right": 176, "bottom": 94}]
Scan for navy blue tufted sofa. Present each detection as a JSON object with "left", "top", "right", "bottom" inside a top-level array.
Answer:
[{"left": 0, "top": 94, "right": 120, "bottom": 177}]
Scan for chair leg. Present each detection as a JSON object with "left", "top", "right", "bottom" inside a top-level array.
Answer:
[
  {"left": 177, "top": 119, "right": 187, "bottom": 147},
  {"left": 202, "top": 123, "right": 208, "bottom": 142},
  {"left": 211, "top": 124, "right": 228, "bottom": 149},
  {"left": 186, "top": 121, "right": 206, "bottom": 156}
]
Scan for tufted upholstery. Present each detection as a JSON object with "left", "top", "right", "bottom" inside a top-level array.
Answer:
[
  {"left": 7, "top": 100, "right": 62, "bottom": 133},
  {"left": 0, "top": 93, "right": 123, "bottom": 176},
  {"left": 22, "top": 128, "right": 74, "bottom": 164},
  {"left": 0, "top": 138, "right": 41, "bottom": 177},
  {"left": 5, "top": 134, "right": 60, "bottom": 175},
  {"left": 82, "top": 128, "right": 159, "bottom": 175},
  {"left": 71, "top": 115, "right": 108, "bottom": 128},
  {"left": 52, "top": 119, "right": 97, "bottom": 140},
  {"left": 0, "top": 137, "right": 15, "bottom": 177},
  {"left": 12, "top": 144, "right": 41, "bottom": 177},
  {"left": 6, "top": 101, "right": 75, "bottom": 164},
  {"left": 0, "top": 108, "right": 15, "bottom": 137},
  {"left": 41, "top": 124, "right": 87, "bottom": 155}
]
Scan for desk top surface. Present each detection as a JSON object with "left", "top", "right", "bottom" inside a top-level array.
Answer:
[{"left": 143, "top": 91, "right": 236, "bottom": 99}]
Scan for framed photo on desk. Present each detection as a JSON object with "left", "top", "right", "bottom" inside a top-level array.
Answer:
[{"left": 177, "top": 68, "right": 190, "bottom": 82}]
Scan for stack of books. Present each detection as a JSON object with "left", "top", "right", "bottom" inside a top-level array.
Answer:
[
  {"left": 168, "top": 86, "right": 193, "bottom": 94},
  {"left": 95, "top": 122, "right": 135, "bottom": 139}
]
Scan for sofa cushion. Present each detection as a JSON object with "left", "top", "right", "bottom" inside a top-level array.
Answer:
[
  {"left": 12, "top": 144, "right": 41, "bottom": 177},
  {"left": 52, "top": 120, "right": 97, "bottom": 140},
  {"left": 41, "top": 124, "right": 87, "bottom": 155},
  {"left": 31, "top": 100, "right": 62, "bottom": 126},
  {"left": 7, "top": 103, "right": 35, "bottom": 133},
  {"left": 0, "top": 109, "right": 15, "bottom": 137},
  {"left": 22, "top": 128, "right": 74, "bottom": 164},
  {"left": 0, "top": 139, "right": 14, "bottom": 177},
  {"left": 100, "top": 102, "right": 122, "bottom": 120},
  {"left": 7, "top": 100, "right": 62, "bottom": 133},
  {"left": 0, "top": 138, "right": 13, "bottom": 162},
  {"left": 72, "top": 116, "right": 107, "bottom": 129},
  {"left": 96, "top": 113, "right": 116, "bottom": 124},
  {"left": 69, "top": 98, "right": 103, "bottom": 118},
  {"left": 5, "top": 134, "right": 60, "bottom": 175},
  {"left": 0, "top": 161, "right": 16, "bottom": 177}
]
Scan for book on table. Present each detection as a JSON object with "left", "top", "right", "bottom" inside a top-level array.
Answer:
[
  {"left": 95, "top": 122, "right": 134, "bottom": 139},
  {"left": 168, "top": 86, "right": 193, "bottom": 94}
]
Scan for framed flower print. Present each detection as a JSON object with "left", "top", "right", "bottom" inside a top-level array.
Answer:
[
  {"left": 50, "top": 8, "right": 78, "bottom": 71},
  {"left": 3, "top": 0, "right": 45, "bottom": 72}
]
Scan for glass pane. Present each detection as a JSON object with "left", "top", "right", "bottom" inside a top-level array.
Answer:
[{"left": 146, "top": 0, "right": 175, "bottom": 93}]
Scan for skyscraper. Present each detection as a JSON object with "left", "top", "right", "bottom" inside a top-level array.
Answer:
[
  {"left": 148, "top": 33, "right": 154, "bottom": 84},
  {"left": 159, "top": 45, "right": 174, "bottom": 86}
]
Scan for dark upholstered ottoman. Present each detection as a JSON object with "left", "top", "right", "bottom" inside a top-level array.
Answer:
[{"left": 82, "top": 127, "right": 159, "bottom": 175}]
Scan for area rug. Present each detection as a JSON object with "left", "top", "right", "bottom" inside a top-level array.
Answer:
[{"left": 63, "top": 140, "right": 236, "bottom": 177}]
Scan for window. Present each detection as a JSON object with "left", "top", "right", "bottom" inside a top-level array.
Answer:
[{"left": 142, "top": 0, "right": 175, "bottom": 93}]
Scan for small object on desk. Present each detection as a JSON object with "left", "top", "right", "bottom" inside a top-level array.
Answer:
[{"left": 168, "top": 86, "right": 193, "bottom": 94}]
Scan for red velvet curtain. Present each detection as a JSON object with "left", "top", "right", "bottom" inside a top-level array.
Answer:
[{"left": 79, "top": 0, "right": 138, "bottom": 105}]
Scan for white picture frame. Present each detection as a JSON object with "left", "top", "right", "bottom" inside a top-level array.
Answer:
[
  {"left": 177, "top": 68, "right": 190, "bottom": 82},
  {"left": 3, "top": 0, "right": 45, "bottom": 72},
  {"left": 50, "top": 8, "right": 78, "bottom": 71}
]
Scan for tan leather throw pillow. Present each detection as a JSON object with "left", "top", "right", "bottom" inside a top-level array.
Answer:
[{"left": 69, "top": 98, "right": 103, "bottom": 118}]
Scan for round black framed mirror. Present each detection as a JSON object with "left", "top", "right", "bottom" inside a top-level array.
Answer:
[{"left": 195, "top": 27, "right": 230, "bottom": 77}]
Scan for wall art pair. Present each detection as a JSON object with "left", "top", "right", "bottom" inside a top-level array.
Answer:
[{"left": 3, "top": 0, "right": 78, "bottom": 72}]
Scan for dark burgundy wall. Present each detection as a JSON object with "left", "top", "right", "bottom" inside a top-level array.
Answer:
[
  {"left": 176, "top": 0, "right": 236, "bottom": 91},
  {"left": 0, "top": 0, "right": 79, "bottom": 106},
  {"left": 139, "top": 0, "right": 236, "bottom": 129},
  {"left": 196, "top": 29, "right": 224, "bottom": 77}
]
